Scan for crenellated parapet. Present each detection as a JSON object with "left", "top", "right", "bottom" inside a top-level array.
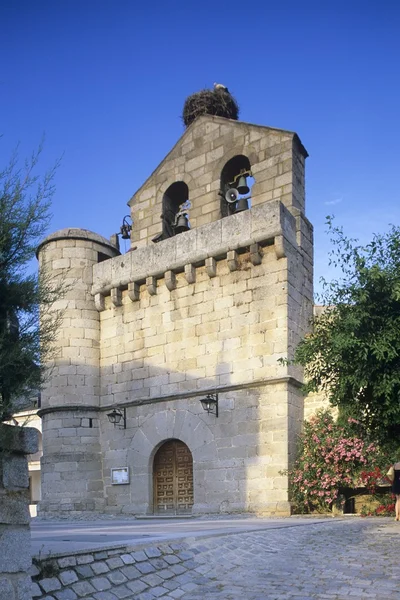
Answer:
[{"left": 92, "top": 201, "right": 308, "bottom": 309}]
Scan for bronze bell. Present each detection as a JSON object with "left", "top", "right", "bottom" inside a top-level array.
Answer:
[
  {"left": 175, "top": 213, "right": 190, "bottom": 233},
  {"left": 236, "top": 176, "right": 250, "bottom": 195},
  {"left": 235, "top": 198, "right": 249, "bottom": 212}
]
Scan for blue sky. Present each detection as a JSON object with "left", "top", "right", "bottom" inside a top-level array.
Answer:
[{"left": 1, "top": 0, "right": 399, "bottom": 296}]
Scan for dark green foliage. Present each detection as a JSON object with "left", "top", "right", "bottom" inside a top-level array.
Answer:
[
  {"left": 0, "top": 144, "right": 63, "bottom": 421},
  {"left": 295, "top": 217, "right": 400, "bottom": 446}
]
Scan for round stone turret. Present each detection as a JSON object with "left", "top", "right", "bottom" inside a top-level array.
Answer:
[{"left": 37, "top": 228, "right": 119, "bottom": 515}]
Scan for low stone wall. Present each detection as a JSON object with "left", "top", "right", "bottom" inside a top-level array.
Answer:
[
  {"left": 0, "top": 424, "right": 38, "bottom": 600},
  {"left": 32, "top": 541, "right": 201, "bottom": 599}
]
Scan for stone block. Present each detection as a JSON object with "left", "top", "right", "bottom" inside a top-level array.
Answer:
[
  {"left": 0, "top": 576, "right": 14, "bottom": 600},
  {"left": 184, "top": 264, "right": 196, "bottom": 284},
  {"left": 128, "top": 281, "right": 140, "bottom": 302},
  {"left": 0, "top": 527, "right": 31, "bottom": 572},
  {"left": 0, "top": 491, "right": 30, "bottom": 524},
  {"left": 250, "top": 243, "right": 263, "bottom": 265},
  {"left": 165, "top": 270, "right": 176, "bottom": 291},
  {"left": 0, "top": 424, "right": 38, "bottom": 455},
  {"left": 0, "top": 459, "right": 29, "bottom": 492},
  {"left": 146, "top": 276, "right": 157, "bottom": 295},
  {"left": 111, "top": 287, "right": 122, "bottom": 306},
  {"left": 205, "top": 256, "right": 217, "bottom": 277},
  {"left": 72, "top": 580, "right": 96, "bottom": 596},
  {"left": 227, "top": 250, "right": 238, "bottom": 271}
]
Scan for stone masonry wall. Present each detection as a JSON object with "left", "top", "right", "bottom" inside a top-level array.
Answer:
[
  {"left": 37, "top": 230, "right": 119, "bottom": 514},
  {"left": 94, "top": 201, "right": 312, "bottom": 515},
  {"left": 0, "top": 424, "right": 38, "bottom": 600},
  {"left": 37, "top": 115, "right": 312, "bottom": 517},
  {"left": 128, "top": 114, "right": 307, "bottom": 249}
]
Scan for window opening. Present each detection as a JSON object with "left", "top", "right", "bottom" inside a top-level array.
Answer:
[
  {"left": 220, "top": 155, "right": 254, "bottom": 217},
  {"left": 152, "top": 182, "right": 190, "bottom": 243}
]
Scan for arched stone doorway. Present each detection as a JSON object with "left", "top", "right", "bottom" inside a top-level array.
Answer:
[{"left": 153, "top": 439, "right": 193, "bottom": 515}]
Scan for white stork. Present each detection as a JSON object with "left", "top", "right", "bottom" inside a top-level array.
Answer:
[{"left": 213, "top": 83, "right": 229, "bottom": 93}]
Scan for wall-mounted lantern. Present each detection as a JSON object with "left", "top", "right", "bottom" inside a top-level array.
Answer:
[
  {"left": 107, "top": 407, "right": 126, "bottom": 429},
  {"left": 199, "top": 393, "right": 219, "bottom": 417}
]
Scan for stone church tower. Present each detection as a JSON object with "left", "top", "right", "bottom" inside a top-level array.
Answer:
[{"left": 37, "top": 112, "right": 313, "bottom": 516}]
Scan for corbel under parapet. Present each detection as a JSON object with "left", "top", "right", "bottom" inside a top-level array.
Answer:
[
  {"left": 146, "top": 276, "right": 157, "bottom": 295},
  {"left": 111, "top": 287, "right": 122, "bottom": 307},
  {"left": 184, "top": 264, "right": 196, "bottom": 284},
  {"left": 165, "top": 270, "right": 177, "bottom": 291},
  {"left": 94, "top": 293, "right": 105, "bottom": 312},
  {"left": 128, "top": 282, "right": 140, "bottom": 302},
  {"left": 274, "top": 235, "right": 286, "bottom": 259},
  {"left": 205, "top": 257, "right": 217, "bottom": 278},
  {"left": 250, "top": 243, "right": 263, "bottom": 265},
  {"left": 227, "top": 250, "right": 239, "bottom": 272}
]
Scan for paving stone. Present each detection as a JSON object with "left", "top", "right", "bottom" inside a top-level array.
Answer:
[
  {"left": 105, "top": 557, "right": 124, "bottom": 569},
  {"left": 76, "top": 554, "right": 94, "bottom": 565},
  {"left": 141, "top": 573, "right": 164, "bottom": 587},
  {"left": 126, "top": 579, "right": 148, "bottom": 595},
  {"left": 92, "top": 592, "right": 118, "bottom": 600},
  {"left": 167, "top": 590, "right": 185, "bottom": 599},
  {"left": 144, "top": 546, "right": 162, "bottom": 558},
  {"left": 163, "top": 555, "right": 181, "bottom": 565},
  {"left": 120, "top": 564, "right": 141, "bottom": 579},
  {"left": 107, "top": 570, "right": 128, "bottom": 585},
  {"left": 162, "top": 580, "right": 180, "bottom": 591},
  {"left": 75, "top": 565, "right": 94, "bottom": 578},
  {"left": 136, "top": 561, "right": 156, "bottom": 574},
  {"left": 157, "top": 568, "right": 175, "bottom": 580},
  {"left": 40, "top": 578, "right": 62, "bottom": 593},
  {"left": 131, "top": 550, "right": 147, "bottom": 562},
  {"left": 174, "top": 572, "right": 194, "bottom": 585},
  {"left": 58, "top": 570, "right": 78, "bottom": 586},
  {"left": 93, "top": 552, "right": 108, "bottom": 560},
  {"left": 57, "top": 557, "right": 77, "bottom": 569},
  {"left": 54, "top": 590, "right": 78, "bottom": 600},
  {"left": 91, "top": 577, "right": 112, "bottom": 591},
  {"left": 110, "top": 585, "right": 133, "bottom": 599},
  {"left": 91, "top": 561, "right": 110, "bottom": 575},
  {"left": 181, "top": 582, "right": 200, "bottom": 592},
  {"left": 120, "top": 553, "right": 135, "bottom": 565},
  {"left": 159, "top": 545, "right": 174, "bottom": 555},
  {"left": 149, "top": 587, "right": 170, "bottom": 598},
  {"left": 182, "top": 559, "right": 197, "bottom": 569},
  {"left": 149, "top": 558, "right": 169, "bottom": 570},
  {"left": 31, "top": 518, "right": 400, "bottom": 600},
  {"left": 176, "top": 551, "right": 195, "bottom": 560},
  {"left": 169, "top": 544, "right": 186, "bottom": 552},
  {"left": 169, "top": 564, "right": 187, "bottom": 576},
  {"left": 72, "top": 580, "right": 96, "bottom": 597}
]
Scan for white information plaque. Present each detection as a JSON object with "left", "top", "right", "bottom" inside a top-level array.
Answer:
[{"left": 111, "top": 467, "right": 129, "bottom": 485}]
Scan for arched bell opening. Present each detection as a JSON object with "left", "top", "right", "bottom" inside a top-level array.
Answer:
[
  {"left": 220, "top": 155, "right": 254, "bottom": 217},
  {"left": 153, "top": 439, "right": 193, "bottom": 515},
  {"left": 153, "top": 181, "right": 190, "bottom": 243}
]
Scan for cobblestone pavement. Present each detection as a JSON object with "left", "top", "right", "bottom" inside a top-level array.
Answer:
[{"left": 32, "top": 518, "right": 400, "bottom": 600}]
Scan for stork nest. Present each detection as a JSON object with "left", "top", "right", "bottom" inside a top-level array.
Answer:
[{"left": 182, "top": 89, "right": 239, "bottom": 128}]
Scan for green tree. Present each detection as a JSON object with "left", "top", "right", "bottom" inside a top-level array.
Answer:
[
  {"left": 295, "top": 217, "right": 400, "bottom": 447},
  {"left": 0, "top": 144, "right": 63, "bottom": 421}
]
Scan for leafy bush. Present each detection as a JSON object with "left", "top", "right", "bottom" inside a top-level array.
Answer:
[{"left": 286, "top": 410, "right": 388, "bottom": 513}]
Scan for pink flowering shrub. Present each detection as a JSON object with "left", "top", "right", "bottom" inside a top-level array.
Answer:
[{"left": 287, "top": 410, "right": 384, "bottom": 513}]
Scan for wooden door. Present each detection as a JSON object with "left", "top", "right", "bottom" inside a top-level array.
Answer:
[{"left": 153, "top": 439, "right": 193, "bottom": 514}]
